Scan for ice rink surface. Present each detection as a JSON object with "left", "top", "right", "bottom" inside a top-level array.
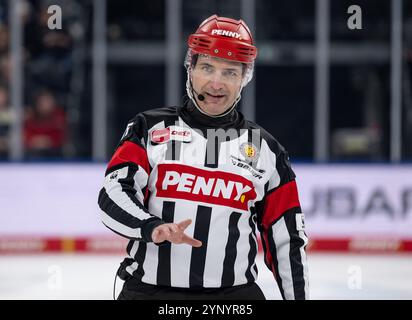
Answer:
[{"left": 0, "top": 253, "right": 411, "bottom": 300}]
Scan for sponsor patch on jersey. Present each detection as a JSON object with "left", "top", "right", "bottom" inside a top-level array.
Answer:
[
  {"left": 296, "top": 213, "right": 305, "bottom": 231},
  {"left": 151, "top": 126, "right": 192, "bottom": 144},
  {"left": 240, "top": 142, "right": 259, "bottom": 162},
  {"left": 151, "top": 128, "right": 170, "bottom": 143},
  {"left": 156, "top": 163, "right": 257, "bottom": 211},
  {"left": 230, "top": 156, "right": 265, "bottom": 179}
]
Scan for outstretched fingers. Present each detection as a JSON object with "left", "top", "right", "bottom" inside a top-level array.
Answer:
[
  {"left": 152, "top": 220, "right": 202, "bottom": 247},
  {"left": 182, "top": 234, "right": 202, "bottom": 247},
  {"left": 177, "top": 219, "right": 192, "bottom": 231}
]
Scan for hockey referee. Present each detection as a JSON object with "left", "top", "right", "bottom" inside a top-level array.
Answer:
[{"left": 98, "top": 14, "right": 309, "bottom": 300}]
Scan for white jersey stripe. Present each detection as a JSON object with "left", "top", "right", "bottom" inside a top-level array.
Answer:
[
  {"left": 299, "top": 229, "right": 310, "bottom": 299},
  {"left": 234, "top": 213, "right": 254, "bottom": 285},
  {"left": 126, "top": 261, "right": 138, "bottom": 276},
  {"left": 133, "top": 168, "right": 149, "bottom": 203},
  {"left": 141, "top": 242, "right": 159, "bottom": 285},
  {"left": 170, "top": 202, "right": 198, "bottom": 287},
  {"left": 203, "top": 209, "right": 230, "bottom": 287},
  {"left": 101, "top": 212, "right": 141, "bottom": 239},
  {"left": 129, "top": 240, "right": 139, "bottom": 258}
]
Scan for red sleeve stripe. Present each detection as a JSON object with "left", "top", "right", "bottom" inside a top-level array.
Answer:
[
  {"left": 263, "top": 232, "right": 277, "bottom": 278},
  {"left": 262, "top": 180, "right": 300, "bottom": 230},
  {"left": 107, "top": 141, "right": 150, "bottom": 175}
]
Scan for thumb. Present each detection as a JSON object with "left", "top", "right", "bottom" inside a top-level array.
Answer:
[{"left": 152, "top": 229, "right": 159, "bottom": 242}]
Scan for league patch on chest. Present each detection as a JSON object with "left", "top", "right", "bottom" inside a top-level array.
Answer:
[
  {"left": 240, "top": 142, "right": 260, "bottom": 162},
  {"left": 151, "top": 126, "right": 192, "bottom": 144}
]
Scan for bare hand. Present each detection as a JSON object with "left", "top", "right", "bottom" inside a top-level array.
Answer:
[{"left": 152, "top": 219, "right": 202, "bottom": 247}]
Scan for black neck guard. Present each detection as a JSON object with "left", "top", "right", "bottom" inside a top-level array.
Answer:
[{"left": 178, "top": 99, "right": 245, "bottom": 130}]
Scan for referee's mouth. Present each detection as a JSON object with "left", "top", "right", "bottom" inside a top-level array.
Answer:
[{"left": 205, "top": 92, "right": 226, "bottom": 104}]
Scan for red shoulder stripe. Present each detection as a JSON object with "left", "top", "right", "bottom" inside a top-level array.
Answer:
[
  {"left": 262, "top": 180, "right": 300, "bottom": 230},
  {"left": 107, "top": 141, "right": 150, "bottom": 175}
]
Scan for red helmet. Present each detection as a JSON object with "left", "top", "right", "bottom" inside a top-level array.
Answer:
[{"left": 188, "top": 15, "right": 257, "bottom": 64}]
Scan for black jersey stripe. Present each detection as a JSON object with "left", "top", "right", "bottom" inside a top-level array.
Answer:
[
  {"left": 189, "top": 205, "right": 212, "bottom": 288},
  {"left": 117, "top": 166, "right": 151, "bottom": 214},
  {"left": 156, "top": 201, "right": 175, "bottom": 286},
  {"left": 245, "top": 212, "right": 258, "bottom": 282},
  {"left": 266, "top": 225, "right": 284, "bottom": 299},
  {"left": 165, "top": 140, "right": 182, "bottom": 160},
  {"left": 221, "top": 211, "right": 241, "bottom": 287},
  {"left": 142, "top": 187, "right": 150, "bottom": 208},
  {"left": 126, "top": 240, "right": 134, "bottom": 255},
  {"left": 283, "top": 209, "right": 306, "bottom": 300},
  {"left": 134, "top": 242, "right": 147, "bottom": 280},
  {"left": 98, "top": 188, "right": 147, "bottom": 229},
  {"left": 164, "top": 117, "right": 182, "bottom": 161},
  {"left": 204, "top": 136, "right": 221, "bottom": 168},
  {"left": 99, "top": 165, "right": 151, "bottom": 231}
]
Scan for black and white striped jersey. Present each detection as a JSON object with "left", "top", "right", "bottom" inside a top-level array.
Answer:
[{"left": 98, "top": 101, "right": 309, "bottom": 299}]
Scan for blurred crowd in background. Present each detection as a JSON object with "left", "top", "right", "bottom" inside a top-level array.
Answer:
[
  {"left": 0, "top": 0, "right": 79, "bottom": 159},
  {"left": 0, "top": 0, "right": 411, "bottom": 162}
]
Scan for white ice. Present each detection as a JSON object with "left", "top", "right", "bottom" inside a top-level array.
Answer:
[{"left": 0, "top": 253, "right": 411, "bottom": 300}]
